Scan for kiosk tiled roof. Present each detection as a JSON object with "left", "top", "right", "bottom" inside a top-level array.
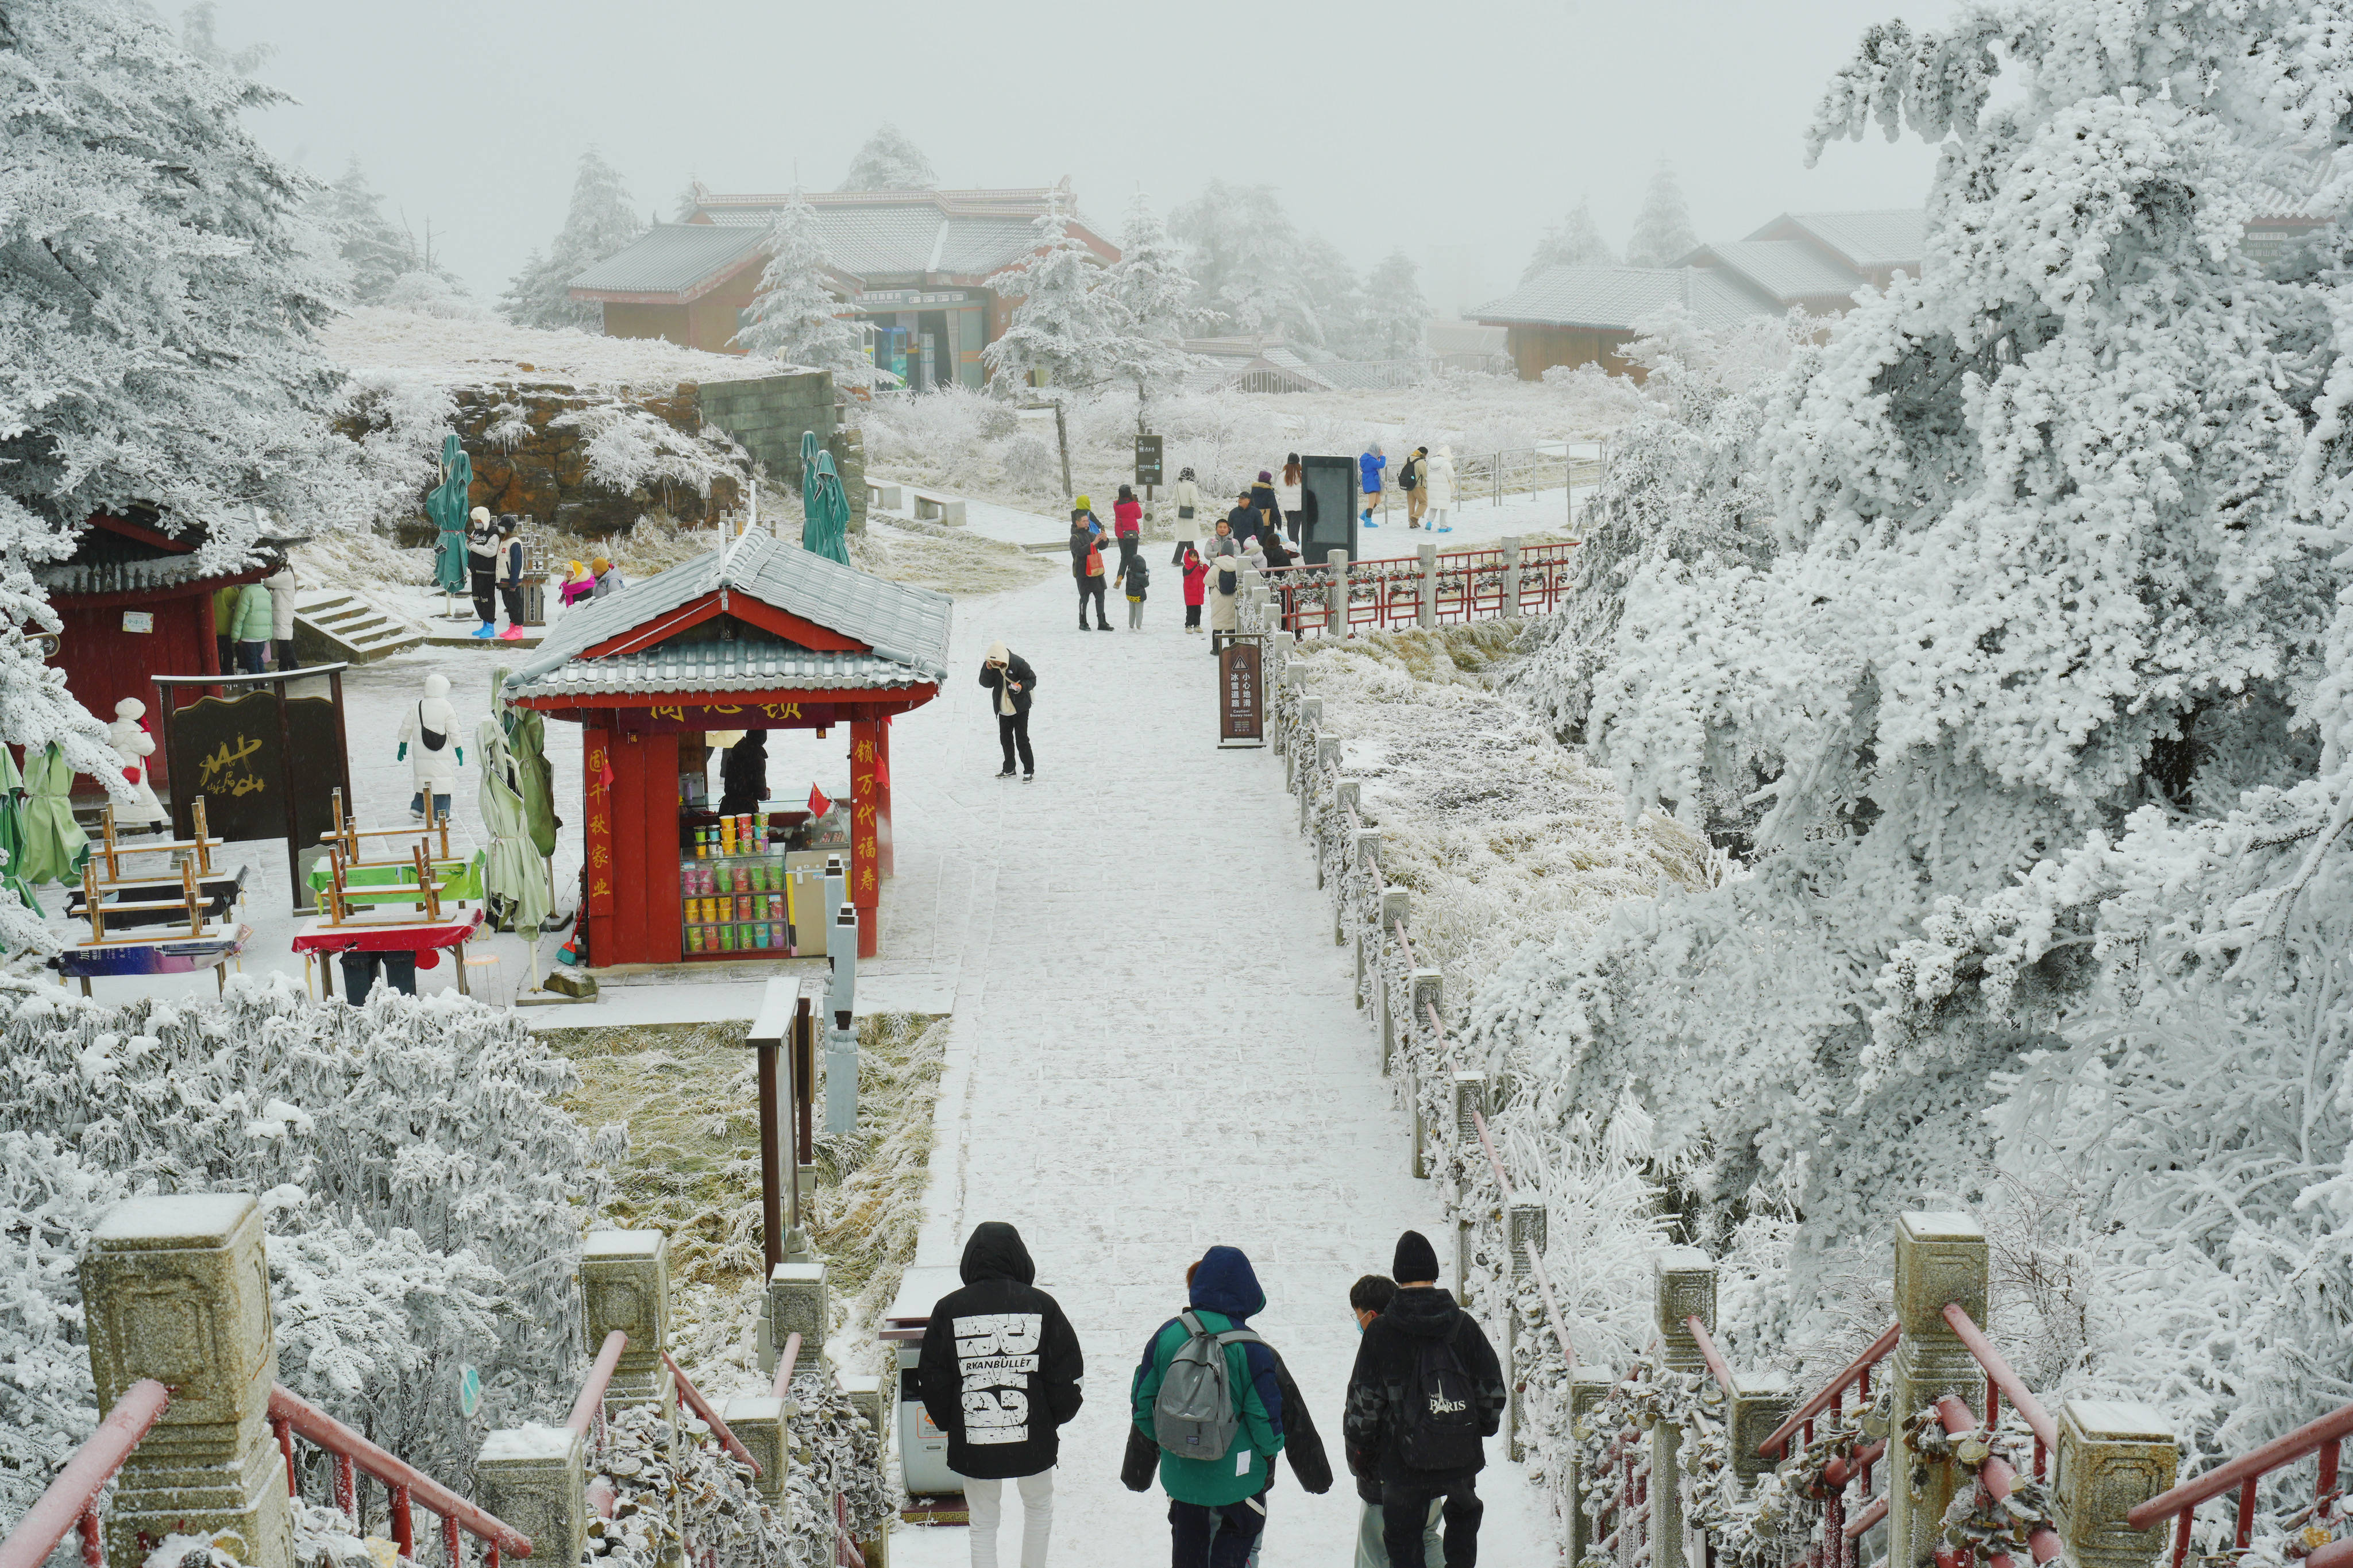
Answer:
[
  {"left": 567, "top": 224, "right": 769, "bottom": 300},
  {"left": 505, "top": 532, "right": 952, "bottom": 700},
  {"left": 1679, "top": 239, "right": 1865, "bottom": 302},
  {"left": 1753, "top": 210, "right": 1927, "bottom": 270},
  {"left": 1471, "top": 266, "right": 1776, "bottom": 333}
]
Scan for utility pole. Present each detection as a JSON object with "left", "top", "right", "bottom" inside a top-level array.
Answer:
[{"left": 1054, "top": 399, "right": 1072, "bottom": 500}]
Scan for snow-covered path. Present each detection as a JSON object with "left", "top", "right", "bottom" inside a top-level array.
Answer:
[{"left": 877, "top": 567, "right": 1546, "bottom": 1563}]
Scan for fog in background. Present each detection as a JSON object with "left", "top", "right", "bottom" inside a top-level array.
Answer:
[{"left": 215, "top": 0, "right": 1959, "bottom": 313}]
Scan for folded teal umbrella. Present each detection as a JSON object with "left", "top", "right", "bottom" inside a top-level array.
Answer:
[
  {"left": 476, "top": 718, "right": 550, "bottom": 936},
  {"left": 800, "top": 430, "right": 851, "bottom": 566},
  {"left": 427, "top": 433, "right": 473, "bottom": 594},
  {"left": 18, "top": 743, "right": 90, "bottom": 887},
  {"left": 0, "top": 747, "right": 44, "bottom": 918}
]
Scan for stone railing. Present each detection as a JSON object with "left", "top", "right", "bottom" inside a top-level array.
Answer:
[{"left": 479, "top": 1228, "right": 894, "bottom": 1568}]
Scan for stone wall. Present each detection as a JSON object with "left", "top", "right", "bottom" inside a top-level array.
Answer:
[{"left": 377, "top": 369, "right": 865, "bottom": 546}]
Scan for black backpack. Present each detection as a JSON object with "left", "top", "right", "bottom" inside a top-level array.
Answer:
[
  {"left": 1392, "top": 1331, "right": 1482, "bottom": 1471},
  {"left": 1399, "top": 460, "right": 1421, "bottom": 491},
  {"left": 1218, "top": 565, "right": 1237, "bottom": 596}
]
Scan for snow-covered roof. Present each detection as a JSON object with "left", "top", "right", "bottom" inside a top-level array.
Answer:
[
  {"left": 1682, "top": 240, "right": 1865, "bottom": 303},
  {"left": 574, "top": 187, "right": 1120, "bottom": 302},
  {"left": 1181, "top": 337, "right": 1340, "bottom": 393},
  {"left": 1471, "top": 266, "right": 1776, "bottom": 334},
  {"left": 504, "top": 531, "right": 951, "bottom": 704},
  {"left": 567, "top": 223, "right": 767, "bottom": 301},
  {"left": 1753, "top": 210, "right": 1927, "bottom": 271}
]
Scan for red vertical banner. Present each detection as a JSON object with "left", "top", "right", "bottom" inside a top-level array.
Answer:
[
  {"left": 584, "top": 728, "right": 616, "bottom": 915},
  {"left": 850, "top": 717, "right": 880, "bottom": 958}
]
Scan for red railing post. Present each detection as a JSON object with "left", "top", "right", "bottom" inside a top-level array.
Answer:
[
  {"left": 272, "top": 1411, "right": 298, "bottom": 1504},
  {"left": 335, "top": 1451, "right": 356, "bottom": 1518},
  {"left": 392, "top": 1482, "right": 415, "bottom": 1560}
]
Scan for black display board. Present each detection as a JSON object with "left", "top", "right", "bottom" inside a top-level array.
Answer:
[{"left": 1299, "top": 455, "right": 1359, "bottom": 566}]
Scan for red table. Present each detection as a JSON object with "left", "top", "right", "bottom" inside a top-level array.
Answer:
[{"left": 291, "top": 909, "right": 487, "bottom": 999}]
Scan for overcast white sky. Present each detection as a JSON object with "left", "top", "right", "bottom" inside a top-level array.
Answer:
[{"left": 215, "top": 0, "right": 1959, "bottom": 314}]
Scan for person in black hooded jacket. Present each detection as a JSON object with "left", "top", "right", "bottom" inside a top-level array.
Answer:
[
  {"left": 917, "top": 1223, "right": 1084, "bottom": 1568},
  {"left": 1343, "top": 1231, "right": 1507, "bottom": 1568}
]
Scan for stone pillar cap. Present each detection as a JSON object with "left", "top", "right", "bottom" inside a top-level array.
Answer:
[
  {"left": 1653, "top": 1245, "right": 1714, "bottom": 1275},
  {"left": 91, "top": 1194, "right": 256, "bottom": 1248},
  {"left": 2062, "top": 1400, "right": 2175, "bottom": 1442},
  {"left": 840, "top": 1373, "right": 882, "bottom": 1394},
  {"left": 1899, "top": 1211, "right": 1984, "bottom": 1241},
  {"left": 583, "top": 1230, "right": 668, "bottom": 1258},
  {"left": 1734, "top": 1369, "right": 1793, "bottom": 1395},
  {"left": 1571, "top": 1368, "right": 1618, "bottom": 1386},
  {"left": 720, "top": 1395, "right": 788, "bottom": 1420},
  {"left": 770, "top": 1261, "right": 826, "bottom": 1284},
  {"left": 480, "top": 1423, "right": 580, "bottom": 1462}
]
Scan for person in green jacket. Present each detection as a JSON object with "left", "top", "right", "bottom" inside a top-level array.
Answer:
[
  {"left": 1132, "top": 1245, "right": 1285, "bottom": 1567},
  {"left": 230, "top": 578, "right": 274, "bottom": 673}
]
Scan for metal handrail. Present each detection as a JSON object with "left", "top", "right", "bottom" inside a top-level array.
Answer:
[
  {"left": 1760, "top": 1321, "right": 1900, "bottom": 1459},
  {"left": 0, "top": 1380, "right": 169, "bottom": 1568},
  {"left": 771, "top": 1332, "right": 803, "bottom": 1400},
  {"left": 269, "top": 1384, "right": 533, "bottom": 1562},
  {"left": 567, "top": 1330, "right": 630, "bottom": 1436},
  {"left": 2127, "top": 1398, "right": 2352, "bottom": 1568},
  {"left": 1944, "top": 1303, "right": 2057, "bottom": 1466},
  {"left": 835, "top": 1494, "right": 866, "bottom": 1567},
  {"left": 1685, "top": 1315, "right": 1737, "bottom": 1397},
  {"left": 1931, "top": 1393, "right": 2062, "bottom": 1567},
  {"left": 660, "top": 1352, "right": 760, "bottom": 1475}
]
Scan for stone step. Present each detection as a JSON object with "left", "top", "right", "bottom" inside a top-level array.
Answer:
[{"left": 290, "top": 589, "right": 426, "bottom": 665}]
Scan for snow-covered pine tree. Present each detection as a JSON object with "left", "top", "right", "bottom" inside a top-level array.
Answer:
[
  {"left": 981, "top": 195, "right": 1112, "bottom": 395},
  {"left": 312, "top": 158, "right": 422, "bottom": 306},
  {"left": 1099, "top": 193, "right": 1202, "bottom": 419},
  {"left": 1297, "top": 238, "right": 1362, "bottom": 356},
  {"left": 840, "top": 124, "right": 936, "bottom": 191},
  {"left": 1523, "top": 195, "right": 1619, "bottom": 280},
  {"left": 1485, "top": 0, "right": 2353, "bottom": 1465},
  {"left": 500, "top": 148, "right": 647, "bottom": 330},
  {"left": 1, "top": 0, "right": 353, "bottom": 949},
  {"left": 178, "top": 1, "right": 269, "bottom": 75},
  {"left": 1361, "top": 250, "right": 1429, "bottom": 360},
  {"left": 736, "top": 191, "right": 869, "bottom": 386},
  {"left": 1170, "top": 179, "right": 1320, "bottom": 345},
  {"left": 1622, "top": 161, "right": 1700, "bottom": 268}
]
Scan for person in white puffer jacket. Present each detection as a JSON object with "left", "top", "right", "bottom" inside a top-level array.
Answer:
[
  {"left": 1425, "top": 444, "right": 1457, "bottom": 533},
  {"left": 107, "top": 699, "right": 168, "bottom": 829},
  {"left": 396, "top": 673, "right": 464, "bottom": 821}
]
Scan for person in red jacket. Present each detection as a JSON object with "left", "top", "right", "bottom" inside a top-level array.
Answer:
[
  {"left": 1113, "top": 483, "right": 1143, "bottom": 539},
  {"left": 1181, "top": 546, "right": 1208, "bottom": 634}
]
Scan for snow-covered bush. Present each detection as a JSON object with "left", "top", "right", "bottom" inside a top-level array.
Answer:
[
  {"left": 334, "top": 369, "right": 461, "bottom": 534},
  {"left": 0, "top": 976, "right": 618, "bottom": 1504},
  {"left": 551, "top": 405, "right": 747, "bottom": 505}
]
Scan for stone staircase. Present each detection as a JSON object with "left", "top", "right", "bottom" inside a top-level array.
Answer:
[{"left": 291, "top": 589, "right": 426, "bottom": 664}]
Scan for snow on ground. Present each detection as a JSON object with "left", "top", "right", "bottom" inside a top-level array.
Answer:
[{"left": 319, "top": 306, "right": 807, "bottom": 390}]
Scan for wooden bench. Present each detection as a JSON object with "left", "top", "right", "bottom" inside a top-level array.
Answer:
[{"left": 910, "top": 490, "right": 966, "bottom": 526}]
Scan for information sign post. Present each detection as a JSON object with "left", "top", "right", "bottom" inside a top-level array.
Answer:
[{"left": 1217, "top": 633, "right": 1267, "bottom": 749}]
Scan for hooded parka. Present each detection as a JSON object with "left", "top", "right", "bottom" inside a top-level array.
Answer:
[
  {"left": 1131, "top": 1247, "right": 1286, "bottom": 1506},
  {"left": 1341, "top": 1284, "right": 1507, "bottom": 1488},
  {"left": 916, "top": 1223, "right": 1085, "bottom": 1481},
  {"left": 1425, "top": 446, "right": 1456, "bottom": 509}
]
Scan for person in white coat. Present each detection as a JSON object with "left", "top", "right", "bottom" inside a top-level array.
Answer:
[
  {"left": 107, "top": 699, "right": 168, "bottom": 829},
  {"left": 1425, "top": 445, "right": 1457, "bottom": 533},
  {"left": 1167, "top": 466, "right": 1203, "bottom": 565},
  {"left": 264, "top": 565, "right": 298, "bottom": 671},
  {"left": 396, "top": 673, "right": 464, "bottom": 821},
  {"left": 1277, "top": 454, "right": 1304, "bottom": 542}
]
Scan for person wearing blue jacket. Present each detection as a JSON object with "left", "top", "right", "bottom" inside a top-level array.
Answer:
[
  {"left": 1359, "top": 446, "right": 1387, "bottom": 527},
  {"left": 1132, "top": 1246, "right": 1286, "bottom": 1567}
]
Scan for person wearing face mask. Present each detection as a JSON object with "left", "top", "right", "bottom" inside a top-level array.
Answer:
[{"left": 1344, "top": 1276, "right": 1444, "bottom": 1568}]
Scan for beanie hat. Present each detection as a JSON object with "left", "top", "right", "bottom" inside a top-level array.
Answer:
[
  {"left": 1074, "top": 494, "right": 1091, "bottom": 509},
  {"left": 592, "top": 557, "right": 612, "bottom": 574},
  {"left": 1257, "top": 470, "right": 1272, "bottom": 482},
  {"left": 1393, "top": 1230, "right": 1441, "bottom": 1283}
]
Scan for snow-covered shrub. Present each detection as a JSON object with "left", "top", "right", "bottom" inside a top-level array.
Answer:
[
  {"left": 551, "top": 404, "right": 746, "bottom": 505},
  {"left": 333, "top": 369, "right": 459, "bottom": 534},
  {"left": 999, "top": 434, "right": 1055, "bottom": 488},
  {"left": 0, "top": 976, "right": 618, "bottom": 1503},
  {"left": 379, "top": 271, "right": 493, "bottom": 322}
]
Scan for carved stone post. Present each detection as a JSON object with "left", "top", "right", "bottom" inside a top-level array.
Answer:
[
  {"left": 719, "top": 1394, "right": 790, "bottom": 1509},
  {"left": 1417, "top": 540, "right": 1438, "bottom": 628},
  {"left": 1888, "top": 1212, "right": 1990, "bottom": 1568},
  {"left": 2054, "top": 1401, "right": 2178, "bottom": 1568},
  {"left": 1567, "top": 1370, "right": 1617, "bottom": 1566},
  {"left": 1729, "top": 1371, "right": 1796, "bottom": 1481},
  {"left": 1501, "top": 535, "right": 1522, "bottom": 618},
  {"left": 1378, "top": 887, "right": 1409, "bottom": 1067},
  {"left": 1505, "top": 1203, "right": 1548, "bottom": 1462},
  {"left": 1350, "top": 828, "right": 1380, "bottom": 961},
  {"left": 82, "top": 1194, "right": 290, "bottom": 1568},
  {"left": 1652, "top": 1248, "right": 1718, "bottom": 1568},
  {"left": 581, "top": 1229, "right": 675, "bottom": 1418},
  {"left": 1451, "top": 1073, "right": 1491, "bottom": 1296},
  {"left": 769, "top": 1260, "right": 830, "bottom": 1371},
  {"left": 475, "top": 1425, "right": 586, "bottom": 1568}
]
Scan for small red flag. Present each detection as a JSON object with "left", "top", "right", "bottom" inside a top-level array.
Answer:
[
  {"left": 874, "top": 752, "right": 890, "bottom": 788},
  {"left": 808, "top": 784, "right": 832, "bottom": 817}
]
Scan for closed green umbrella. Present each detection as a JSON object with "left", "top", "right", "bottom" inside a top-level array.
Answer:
[
  {"left": 475, "top": 718, "right": 550, "bottom": 937},
  {"left": 0, "top": 747, "right": 44, "bottom": 918},
  {"left": 427, "top": 433, "right": 473, "bottom": 595},
  {"left": 504, "top": 705, "right": 557, "bottom": 859},
  {"left": 800, "top": 430, "right": 851, "bottom": 565},
  {"left": 17, "top": 743, "right": 89, "bottom": 888}
]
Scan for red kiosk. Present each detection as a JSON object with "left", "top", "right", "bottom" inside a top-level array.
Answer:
[{"left": 502, "top": 533, "right": 950, "bottom": 963}]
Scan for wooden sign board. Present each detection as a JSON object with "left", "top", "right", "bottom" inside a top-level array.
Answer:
[
  {"left": 163, "top": 690, "right": 340, "bottom": 845},
  {"left": 1218, "top": 636, "right": 1265, "bottom": 747}
]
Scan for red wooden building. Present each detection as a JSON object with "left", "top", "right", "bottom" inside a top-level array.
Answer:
[
  {"left": 501, "top": 532, "right": 951, "bottom": 963},
  {"left": 42, "top": 511, "right": 272, "bottom": 794}
]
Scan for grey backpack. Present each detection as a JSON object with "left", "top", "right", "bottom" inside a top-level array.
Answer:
[{"left": 1152, "top": 1310, "right": 1260, "bottom": 1462}]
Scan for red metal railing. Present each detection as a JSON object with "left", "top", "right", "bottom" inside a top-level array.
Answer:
[
  {"left": 766, "top": 1334, "right": 867, "bottom": 1568},
  {"left": 269, "top": 1385, "right": 532, "bottom": 1567},
  {"left": 772, "top": 1332, "right": 803, "bottom": 1399},
  {"left": 1928, "top": 1389, "right": 2063, "bottom": 1568},
  {"left": 566, "top": 1328, "right": 630, "bottom": 1449},
  {"left": 2128, "top": 1400, "right": 2353, "bottom": 1568},
  {"left": 0, "top": 1380, "right": 169, "bottom": 1568},
  {"left": 1262, "top": 539, "right": 1580, "bottom": 640},
  {"left": 1760, "top": 1322, "right": 1900, "bottom": 1568}
]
